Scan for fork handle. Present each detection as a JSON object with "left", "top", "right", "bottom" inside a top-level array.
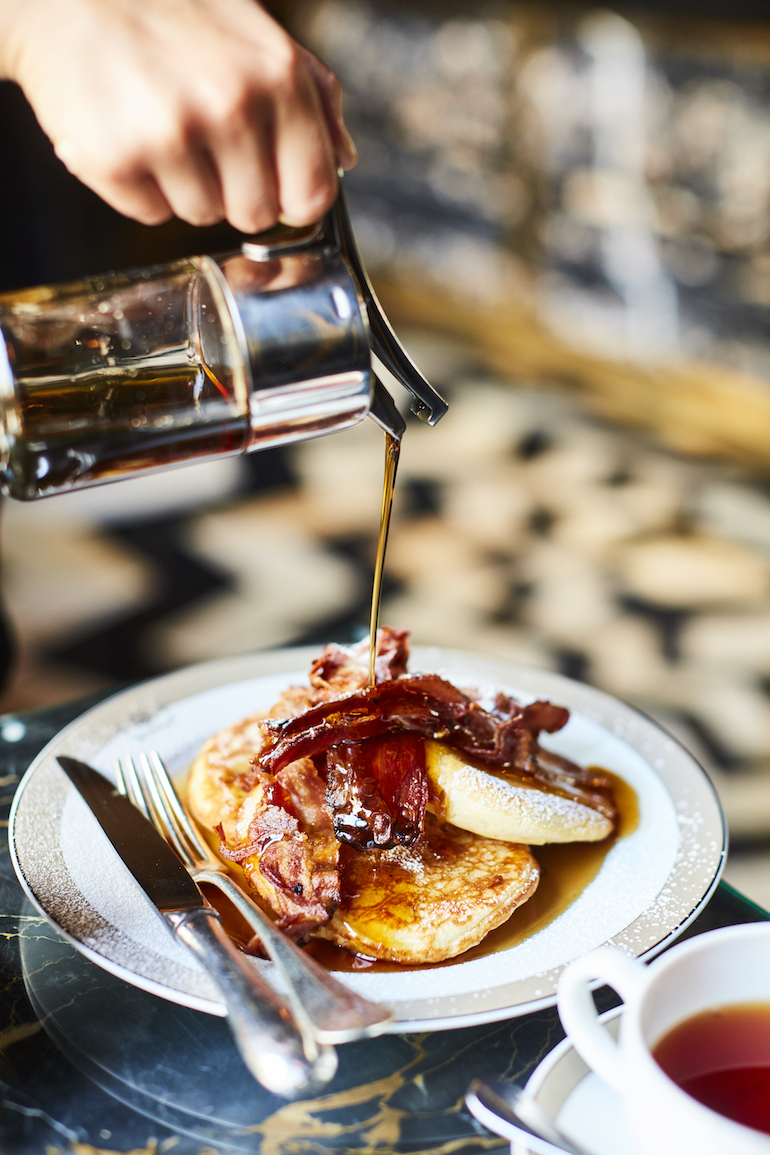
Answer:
[
  {"left": 194, "top": 868, "right": 392, "bottom": 1043},
  {"left": 167, "top": 907, "right": 337, "bottom": 1098}
]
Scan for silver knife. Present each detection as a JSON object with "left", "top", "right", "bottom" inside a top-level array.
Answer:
[{"left": 57, "top": 755, "right": 338, "bottom": 1098}]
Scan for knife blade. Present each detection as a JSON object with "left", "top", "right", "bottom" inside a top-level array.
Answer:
[{"left": 57, "top": 755, "right": 337, "bottom": 1098}]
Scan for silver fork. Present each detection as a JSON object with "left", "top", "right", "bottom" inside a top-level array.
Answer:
[{"left": 115, "top": 752, "right": 392, "bottom": 1046}]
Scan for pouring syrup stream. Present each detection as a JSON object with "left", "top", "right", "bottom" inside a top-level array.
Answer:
[{"left": 368, "top": 431, "right": 401, "bottom": 687}]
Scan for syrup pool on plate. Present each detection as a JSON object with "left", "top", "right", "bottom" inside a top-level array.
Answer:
[{"left": 307, "top": 768, "right": 638, "bottom": 973}]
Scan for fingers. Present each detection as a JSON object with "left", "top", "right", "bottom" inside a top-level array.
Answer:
[
  {"left": 200, "top": 87, "right": 281, "bottom": 233},
  {"left": 15, "top": 0, "right": 357, "bottom": 234},
  {"left": 57, "top": 68, "right": 346, "bottom": 235},
  {"left": 271, "top": 55, "right": 339, "bottom": 226},
  {"left": 200, "top": 43, "right": 346, "bottom": 231},
  {"left": 55, "top": 141, "right": 175, "bottom": 226},
  {"left": 152, "top": 147, "right": 225, "bottom": 228},
  {"left": 98, "top": 178, "right": 174, "bottom": 227},
  {"left": 56, "top": 130, "right": 225, "bottom": 229},
  {"left": 85, "top": 60, "right": 344, "bottom": 233}
]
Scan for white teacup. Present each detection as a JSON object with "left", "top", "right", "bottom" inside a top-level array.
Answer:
[{"left": 557, "top": 923, "right": 770, "bottom": 1155}]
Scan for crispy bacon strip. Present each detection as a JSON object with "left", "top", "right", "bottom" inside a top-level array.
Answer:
[
  {"left": 532, "top": 746, "right": 617, "bottom": 819},
  {"left": 257, "top": 674, "right": 615, "bottom": 827},
  {"left": 218, "top": 758, "right": 340, "bottom": 940},
  {"left": 311, "top": 626, "right": 409, "bottom": 691},
  {"left": 326, "top": 733, "right": 428, "bottom": 849},
  {"left": 267, "top": 626, "right": 410, "bottom": 720},
  {"left": 259, "top": 675, "right": 563, "bottom": 777}
]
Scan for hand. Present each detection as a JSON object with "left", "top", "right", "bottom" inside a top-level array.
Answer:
[{"left": 0, "top": 0, "right": 357, "bottom": 232}]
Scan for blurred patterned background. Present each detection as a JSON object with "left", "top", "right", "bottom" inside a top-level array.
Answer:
[{"left": 3, "top": 0, "right": 770, "bottom": 905}]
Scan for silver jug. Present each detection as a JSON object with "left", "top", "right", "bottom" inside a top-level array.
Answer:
[{"left": 0, "top": 181, "right": 446, "bottom": 500}]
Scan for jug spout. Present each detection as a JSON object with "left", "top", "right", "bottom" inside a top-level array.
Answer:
[{"left": 369, "top": 377, "right": 406, "bottom": 442}]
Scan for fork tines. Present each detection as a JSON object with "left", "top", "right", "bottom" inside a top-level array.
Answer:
[{"left": 116, "top": 752, "right": 209, "bottom": 867}]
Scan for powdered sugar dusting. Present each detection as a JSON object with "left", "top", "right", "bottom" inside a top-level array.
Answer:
[
  {"left": 10, "top": 645, "right": 726, "bottom": 1031},
  {"left": 453, "top": 763, "right": 596, "bottom": 821}
]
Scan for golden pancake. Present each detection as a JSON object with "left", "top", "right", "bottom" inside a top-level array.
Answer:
[
  {"left": 188, "top": 716, "right": 544, "bottom": 962},
  {"left": 316, "top": 812, "right": 539, "bottom": 964},
  {"left": 187, "top": 657, "right": 617, "bottom": 963},
  {"left": 188, "top": 711, "right": 266, "bottom": 844}
]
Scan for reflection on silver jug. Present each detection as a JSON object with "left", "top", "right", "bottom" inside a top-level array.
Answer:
[{"left": 0, "top": 181, "right": 447, "bottom": 501}]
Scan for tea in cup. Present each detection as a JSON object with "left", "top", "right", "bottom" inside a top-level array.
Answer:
[{"left": 557, "top": 923, "right": 770, "bottom": 1155}]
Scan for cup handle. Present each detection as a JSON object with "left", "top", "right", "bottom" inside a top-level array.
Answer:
[{"left": 557, "top": 948, "right": 647, "bottom": 1092}]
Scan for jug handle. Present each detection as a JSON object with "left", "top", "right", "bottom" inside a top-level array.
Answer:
[{"left": 329, "top": 175, "right": 448, "bottom": 428}]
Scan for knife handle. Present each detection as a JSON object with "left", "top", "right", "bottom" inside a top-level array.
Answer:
[
  {"left": 192, "top": 867, "right": 392, "bottom": 1042},
  {"left": 167, "top": 907, "right": 338, "bottom": 1098}
]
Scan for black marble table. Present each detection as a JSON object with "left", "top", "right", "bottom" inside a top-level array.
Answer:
[{"left": 0, "top": 691, "right": 767, "bottom": 1155}]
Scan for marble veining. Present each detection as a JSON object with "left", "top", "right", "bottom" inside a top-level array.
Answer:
[{"left": 0, "top": 691, "right": 765, "bottom": 1153}]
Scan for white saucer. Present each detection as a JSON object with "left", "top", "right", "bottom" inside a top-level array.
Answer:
[{"left": 517, "top": 1008, "right": 641, "bottom": 1155}]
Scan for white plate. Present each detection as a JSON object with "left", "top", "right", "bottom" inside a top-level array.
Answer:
[{"left": 9, "top": 646, "right": 726, "bottom": 1032}]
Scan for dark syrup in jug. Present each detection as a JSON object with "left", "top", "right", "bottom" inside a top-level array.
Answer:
[{"left": 3, "top": 362, "right": 249, "bottom": 499}]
